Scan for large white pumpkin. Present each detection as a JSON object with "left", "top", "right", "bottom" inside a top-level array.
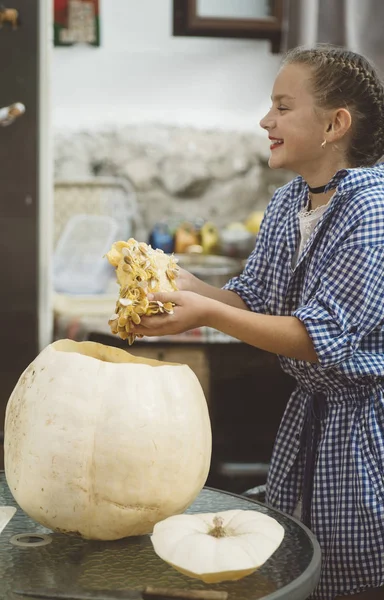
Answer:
[{"left": 4, "top": 339, "right": 212, "bottom": 540}]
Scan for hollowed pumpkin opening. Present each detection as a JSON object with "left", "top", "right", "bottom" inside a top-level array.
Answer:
[{"left": 52, "top": 339, "right": 181, "bottom": 367}]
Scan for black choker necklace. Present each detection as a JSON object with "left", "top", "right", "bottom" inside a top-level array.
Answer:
[{"left": 308, "top": 183, "right": 328, "bottom": 194}]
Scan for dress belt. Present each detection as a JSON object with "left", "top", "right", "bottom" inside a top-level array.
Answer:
[{"left": 301, "top": 392, "right": 328, "bottom": 528}]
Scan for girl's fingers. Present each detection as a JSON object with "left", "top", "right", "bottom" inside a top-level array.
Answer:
[{"left": 148, "top": 292, "right": 181, "bottom": 304}]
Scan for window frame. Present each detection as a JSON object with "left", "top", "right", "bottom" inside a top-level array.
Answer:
[{"left": 173, "top": 0, "right": 284, "bottom": 53}]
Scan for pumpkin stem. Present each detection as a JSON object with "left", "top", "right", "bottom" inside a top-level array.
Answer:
[{"left": 209, "top": 516, "right": 227, "bottom": 538}]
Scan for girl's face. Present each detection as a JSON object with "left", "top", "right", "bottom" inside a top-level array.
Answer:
[{"left": 260, "top": 63, "right": 331, "bottom": 176}]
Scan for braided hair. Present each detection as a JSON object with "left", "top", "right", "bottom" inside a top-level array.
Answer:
[{"left": 282, "top": 45, "right": 384, "bottom": 167}]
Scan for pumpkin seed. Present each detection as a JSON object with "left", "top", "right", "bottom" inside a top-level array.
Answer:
[
  {"left": 119, "top": 298, "right": 133, "bottom": 307},
  {"left": 118, "top": 315, "right": 128, "bottom": 327},
  {"left": 131, "top": 312, "right": 141, "bottom": 325},
  {"left": 163, "top": 302, "right": 175, "bottom": 314}
]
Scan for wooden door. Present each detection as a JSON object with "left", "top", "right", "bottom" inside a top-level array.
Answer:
[{"left": 0, "top": 0, "right": 47, "bottom": 466}]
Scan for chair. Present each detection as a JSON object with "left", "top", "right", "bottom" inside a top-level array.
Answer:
[{"left": 242, "top": 483, "right": 267, "bottom": 503}]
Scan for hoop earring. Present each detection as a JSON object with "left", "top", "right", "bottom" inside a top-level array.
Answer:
[{"left": 321, "top": 140, "right": 327, "bottom": 149}]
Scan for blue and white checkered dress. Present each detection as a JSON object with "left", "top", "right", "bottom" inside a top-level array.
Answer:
[{"left": 224, "top": 165, "right": 384, "bottom": 599}]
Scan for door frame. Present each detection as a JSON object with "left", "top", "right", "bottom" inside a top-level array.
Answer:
[{"left": 38, "top": 0, "right": 53, "bottom": 351}]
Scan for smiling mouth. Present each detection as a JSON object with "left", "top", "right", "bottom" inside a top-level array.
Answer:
[{"left": 270, "top": 138, "right": 284, "bottom": 150}]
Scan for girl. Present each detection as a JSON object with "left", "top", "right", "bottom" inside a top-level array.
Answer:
[{"left": 133, "top": 46, "right": 384, "bottom": 600}]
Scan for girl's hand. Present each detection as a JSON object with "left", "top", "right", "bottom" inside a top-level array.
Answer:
[
  {"left": 133, "top": 291, "right": 213, "bottom": 337},
  {"left": 175, "top": 267, "right": 200, "bottom": 292}
]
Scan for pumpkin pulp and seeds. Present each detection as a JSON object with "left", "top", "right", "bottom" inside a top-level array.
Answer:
[{"left": 106, "top": 238, "right": 179, "bottom": 345}]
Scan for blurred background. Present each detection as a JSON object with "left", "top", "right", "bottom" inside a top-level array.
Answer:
[{"left": 0, "top": 0, "right": 382, "bottom": 490}]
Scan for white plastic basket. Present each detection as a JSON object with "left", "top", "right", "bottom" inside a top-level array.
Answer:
[
  {"left": 53, "top": 214, "right": 120, "bottom": 295},
  {"left": 54, "top": 177, "right": 137, "bottom": 247}
]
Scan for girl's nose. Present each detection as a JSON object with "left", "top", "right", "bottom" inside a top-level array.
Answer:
[{"left": 260, "top": 110, "right": 275, "bottom": 131}]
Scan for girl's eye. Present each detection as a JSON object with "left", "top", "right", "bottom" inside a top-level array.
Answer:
[{"left": 277, "top": 107, "right": 288, "bottom": 112}]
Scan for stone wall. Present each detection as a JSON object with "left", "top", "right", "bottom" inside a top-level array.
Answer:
[{"left": 54, "top": 124, "right": 294, "bottom": 240}]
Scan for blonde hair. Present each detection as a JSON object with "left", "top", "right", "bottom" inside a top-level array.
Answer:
[{"left": 282, "top": 45, "right": 384, "bottom": 167}]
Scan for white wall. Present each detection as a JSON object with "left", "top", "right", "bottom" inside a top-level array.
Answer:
[{"left": 52, "top": 0, "right": 281, "bottom": 132}]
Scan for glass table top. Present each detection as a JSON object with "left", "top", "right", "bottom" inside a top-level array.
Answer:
[{"left": 0, "top": 473, "right": 321, "bottom": 600}]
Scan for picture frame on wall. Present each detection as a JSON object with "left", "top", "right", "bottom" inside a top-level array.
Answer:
[{"left": 54, "top": 0, "right": 100, "bottom": 46}]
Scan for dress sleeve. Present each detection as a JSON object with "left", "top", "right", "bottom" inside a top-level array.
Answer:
[
  {"left": 293, "top": 243, "right": 384, "bottom": 370},
  {"left": 223, "top": 190, "right": 281, "bottom": 313}
]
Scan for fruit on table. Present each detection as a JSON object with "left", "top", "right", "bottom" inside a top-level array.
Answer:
[
  {"left": 225, "top": 221, "right": 248, "bottom": 231},
  {"left": 200, "top": 221, "right": 219, "bottom": 255},
  {"left": 245, "top": 211, "right": 264, "bottom": 235},
  {"left": 151, "top": 509, "right": 284, "bottom": 583},
  {"left": 4, "top": 339, "right": 212, "bottom": 540},
  {"left": 174, "top": 223, "right": 199, "bottom": 254},
  {"left": 106, "top": 238, "right": 179, "bottom": 345}
]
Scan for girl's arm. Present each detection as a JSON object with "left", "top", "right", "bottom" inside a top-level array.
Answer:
[
  {"left": 177, "top": 267, "right": 249, "bottom": 309},
  {"left": 134, "top": 291, "right": 318, "bottom": 363},
  {"left": 205, "top": 298, "right": 318, "bottom": 362}
]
